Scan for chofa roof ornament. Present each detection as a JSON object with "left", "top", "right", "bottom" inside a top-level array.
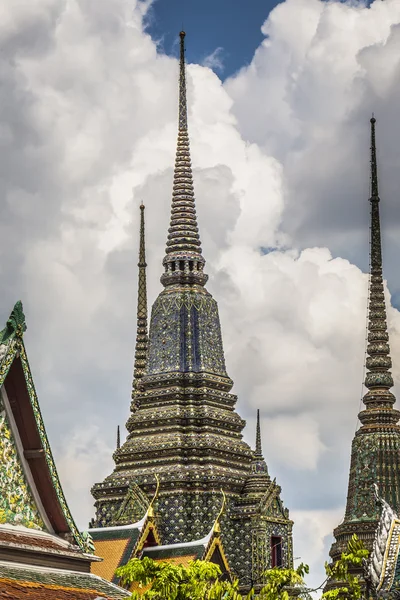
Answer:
[{"left": 0, "top": 301, "right": 26, "bottom": 346}]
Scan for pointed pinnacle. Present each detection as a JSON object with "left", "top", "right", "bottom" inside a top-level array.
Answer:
[
  {"left": 370, "top": 116, "right": 379, "bottom": 202},
  {"left": 255, "top": 409, "right": 263, "bottom": 457},
  {"left": 160, "top": 31, "right": 208, "bottom": 288},
  {"left": 138, "top": 203, "right": 147, "bottom": 269},
  {"left": 179, "top": 31, "right": 187, "bottom": 132},
  {"left": 133, "top": 203, "right": 148, "bottom": 391},
  {"left": 360, "top": 117, "right": 398, "bottom": 426},
  {"left": 117, "top": 425, "right": 120, "bottom": 450}
]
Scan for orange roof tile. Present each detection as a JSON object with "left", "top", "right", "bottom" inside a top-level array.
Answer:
[
  {"left": 0, "top": 577, "right": 110, "bottom": 599},
  {"left": 91, "top": 538, "right": 130, "bottom": 581}
]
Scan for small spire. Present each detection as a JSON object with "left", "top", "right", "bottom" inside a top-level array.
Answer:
[
  {"left": 132, "top": 203, "right": 148, "bottom": 393},
  {"left": 160, "top": 31, "right": 208, "bottom": 288},
  {"left": 243, "top": 411, "right": 269, "bottom": 495},
  {"left": 360, "top": 116, "right": 397, "bottom": 425},
  {"left": 255, "top": 409, "right": 262, "bottom": 457},
  {"left": 370, "top": 115, "right": 379, "bottom": 201},
  {"left": 117, "top": 425, "right": 120, "bottom": 450},
  {"left": 178, "top": 31, "right": 187, "bottom": 131}
]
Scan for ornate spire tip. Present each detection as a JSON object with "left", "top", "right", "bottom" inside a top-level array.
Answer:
[{"left": 255, "top": 409, "right": 262, "bottom": 457}]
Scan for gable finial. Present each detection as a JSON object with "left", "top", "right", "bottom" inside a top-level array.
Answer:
[
  {"left": 147, "top": 474, "right": 160, "bottom": 519},
  {"left": 0, "top": 301, "right": 27, "bottom": 345},
  {"left": 213, "top": 489, "right": 227, "bottom": 534},
  {"left": 132, "top": 203, "right": 148, "bottom": 394}
]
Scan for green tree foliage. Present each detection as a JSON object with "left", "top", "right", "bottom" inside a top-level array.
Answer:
[
  {"left": 116, "top": 557, "right": 243, "bottom": 599},
  {"left": 322, "top": 534, "right": 369, "bottom": 600},
  {"left": 256, "top": 563, "right": 310, "bottom": 600},
  {"left": 115, "top": 535, "right": 368, "bottom": 600}
]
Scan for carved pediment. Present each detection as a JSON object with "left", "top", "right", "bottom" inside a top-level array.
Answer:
[{"left": 116, "top": 482, "right": 149, "bottom": 523}]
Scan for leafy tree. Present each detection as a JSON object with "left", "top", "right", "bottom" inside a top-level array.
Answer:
[
  {"left": 116, "top": 557, "right": 243, "bottom": 599},
  {"left": 256, "top": 563, "right": 310, "bottom": 600},
  {"left": 322, "top": 534, "right": 369, "bottom": 600},
  {"left": 116, "top": 535, "right": 368, "bottom": 600}
]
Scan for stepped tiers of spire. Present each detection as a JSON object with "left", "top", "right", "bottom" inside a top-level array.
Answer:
[
  {"left": 91, "top": 31, "right": 292, "bottom": 584},
  {"left": 161, "top": 31, "right": 207, "bottom": 289},
  {"left": 328, "top": 117, "right": 400, "bottom": 564}
]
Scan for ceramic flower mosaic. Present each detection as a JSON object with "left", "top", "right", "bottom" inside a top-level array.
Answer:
[{"left": 0, "top": 393, "right": 44, "bottom": 530}]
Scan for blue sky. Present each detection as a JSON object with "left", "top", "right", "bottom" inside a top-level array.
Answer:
[{"left": 145, "top": 0, "right": 280, "bottom": 78}]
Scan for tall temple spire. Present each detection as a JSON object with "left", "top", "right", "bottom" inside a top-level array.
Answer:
[
  {"left": 160, "top": 31, "right": 208, "bottom": 288},
  {"left": 360, "top": 116, "right": 396, "bottom": 418},
  {"left": 327, "top": 117, "right": 400, "bottom": 569},
  {"left": 92, "top": 32, "right": 293, "bottom": 583},
  {"left": 132, "top": 203, "right": 148, "bottom": 391}
]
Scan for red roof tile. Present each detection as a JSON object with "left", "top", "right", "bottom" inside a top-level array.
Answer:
[{"left": 0, "top": 530, "right": 78, "bottom": 553}]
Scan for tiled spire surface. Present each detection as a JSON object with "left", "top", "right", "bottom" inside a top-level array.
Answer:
[
  {"left": 132, "top": 203, "right": 148, "bottom": 390},
  {"left": 161, "top": 31, "right": 208, "bottom": 287},
  {"left": 244, "top": 411, "right": 270, "bottom": 495},
  {"left": 360, "top": 117, "right": 397, "bottom": 416},
  {"left": 92, "top": 33, "right": 293, "bottom": 583},
  {"left": 328, "top": 118, "right": 400, "bottom": 566}
]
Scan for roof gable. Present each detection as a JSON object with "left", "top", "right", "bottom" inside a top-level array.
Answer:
[
  {"left": 0, "top": 302, "right": 92, "bottom": 553},
  {"left": 141, "top": 528, "right": 230, "bottom": 574},
  {"left": 89, "top": 515, "right": 161, "bottom": 583}
]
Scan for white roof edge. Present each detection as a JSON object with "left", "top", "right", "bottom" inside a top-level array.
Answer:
[
  {"left": 87, "top": 513, "right": 147, "bottom": 534},
  {"left": 144, "top": 528, "right": 213, "bottom": 553}
]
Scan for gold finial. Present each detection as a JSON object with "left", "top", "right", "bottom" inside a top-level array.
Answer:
[
  {"left": 147, "top": 474, "right": 160, "bottom": 518},
  {"left": 213, "top": 489, "right": 226, "bottom": 535}
]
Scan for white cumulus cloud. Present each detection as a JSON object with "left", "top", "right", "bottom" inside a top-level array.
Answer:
[{"left": 1, "top": 0, "right": 400, "bottom": 589}]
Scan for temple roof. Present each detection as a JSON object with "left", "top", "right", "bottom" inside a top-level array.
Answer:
[
  {"left": 0, "top": 301, "right": 90, "bottom": 549},
  {"left": 0, "top": 301, "right": 130, "bottom": 599},
  {"left": 0, "top": 560, "right": 130, "bottom": 599},
  {"left": 141, "top": 524, "right": 230, "bottom": 574},
  {"left": 88, "top": 512, "right": 160, "bottom": 583},
  {"left": 0, "top": 523, "right": 92, "bottom": 562}
]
